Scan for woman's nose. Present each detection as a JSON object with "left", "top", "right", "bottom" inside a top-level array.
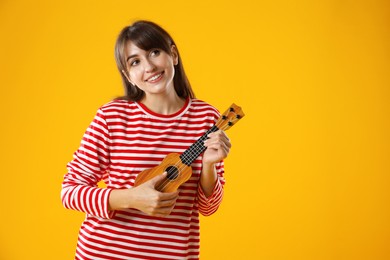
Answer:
[{"left": 144, "top": 59, "right": 157, "bottom": 72}]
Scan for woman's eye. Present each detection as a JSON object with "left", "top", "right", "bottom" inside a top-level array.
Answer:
[
  {"left": 130, "top": 59, "right": 140, "bottom": 66},
  {"left": 150, "top": 49, "right": 160, "bottom": 56}
]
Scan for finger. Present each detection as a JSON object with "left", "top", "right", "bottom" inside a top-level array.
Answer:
[
  {"left": 206, "top": 142, "right": 230, "bottom": 157},
  {"left": 156, "top": 197, "right": 177, "bottom": 208},
  {"left": 218, "top": 131, "right": 231, "bottom": 148},
  {"left": 207, "top": 130, "right": 221, "bottom": 138},
  {"left": 204, "top": 138, "right": 230, "bottom": 151},
  {"left": 146, "top": 172, "right": 167, "bottom": 186},
  {"left": 213, "top": 135, "right": 232, "bottom": 148},
  {"left": 206, "top": 131, "right": 231, "bottom": 147},
  {"left": 158, "top": 190, "right": 179, "bottom": 201},
  {"left": 150, "top": 202, "right": 176, "bottom": 216},
  {"left": 151, "top": 207, "right": 175, "bottom": 217},
  {"left": 220, "top": 132, "right": 232, "bottom": 148}
]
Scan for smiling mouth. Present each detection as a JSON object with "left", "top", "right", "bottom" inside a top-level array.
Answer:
[{"left": 145, "top": 72, "right": 164, "bottom": 82}]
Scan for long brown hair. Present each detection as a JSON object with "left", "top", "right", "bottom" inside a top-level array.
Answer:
[{"left": 114, "top": 20, "right": 195, "bottom": 101}]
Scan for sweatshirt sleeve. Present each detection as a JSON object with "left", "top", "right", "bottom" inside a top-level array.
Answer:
[
  {"left": 61, "top": 108, "right": 115, "bottom": 219},
  {"left": 197, "top": 160, "right": 225, "bottom": 216}
]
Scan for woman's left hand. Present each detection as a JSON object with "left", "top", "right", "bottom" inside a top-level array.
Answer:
[{"left": 202, "top": 130, "right": 231, "bottom": 165}]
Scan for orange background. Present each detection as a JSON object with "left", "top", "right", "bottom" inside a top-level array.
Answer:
[{"left": 0, "top": 0, "right": 389, "bottom": 259}]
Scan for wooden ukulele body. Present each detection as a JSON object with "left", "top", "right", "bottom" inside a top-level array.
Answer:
[{"left": 134, "top": 153, "right": 192, "bottom": 193}]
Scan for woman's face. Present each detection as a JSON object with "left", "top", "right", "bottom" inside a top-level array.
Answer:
[{"left": 124, "top": 41, "right": 178, "bottom": 98}]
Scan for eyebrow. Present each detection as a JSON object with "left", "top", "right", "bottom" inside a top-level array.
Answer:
[{"left": 126, "top": 54, "right": 138, "bottom": 62}]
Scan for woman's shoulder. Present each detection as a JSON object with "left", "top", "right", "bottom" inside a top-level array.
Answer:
[
  {"left": 190, "top": 98, "right": 221, "bottom": 117},
  {"left": 93, "top": 99, "right": 142, "bottom": 120},
  {"left": 99, "top": 99, "right": 136, "bottom": 111}
]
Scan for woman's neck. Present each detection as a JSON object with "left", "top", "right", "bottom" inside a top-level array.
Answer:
[{"left": 140, "top": 93, "right": 186, "bottom": 115}]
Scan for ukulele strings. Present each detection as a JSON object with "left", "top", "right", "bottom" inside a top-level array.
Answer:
[{"left": 156, "top": 109, "right": 241, "bottom": 191}]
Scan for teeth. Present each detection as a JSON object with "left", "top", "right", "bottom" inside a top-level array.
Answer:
[{"left": 148, "top": 73, "right": 162, "bottom": 81}]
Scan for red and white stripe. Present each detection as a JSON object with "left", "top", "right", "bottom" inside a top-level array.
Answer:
[{"left": 62, "top": 98, "right": 225, "bottom": 260}]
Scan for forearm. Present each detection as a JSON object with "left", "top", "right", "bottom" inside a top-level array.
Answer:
[
  {"left": 108, "top": 189, "right": 132, "bottom": 211},
  {"left": 200, "top": 162, "right": 218, "bottom": 198},
  {"left": 108, "top": 188, "right": 146, "bottom": 211}
]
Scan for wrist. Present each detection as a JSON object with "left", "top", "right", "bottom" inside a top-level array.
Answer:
[
  {"left": 202, "top": 159, "right": 215, "bottom": 168},
  {"left": 202, "top": 161, "right": 212, "bottom": 166},
  {"left": 201, "top": 162, "right": 217, "bottom": 181},
  {"left": 201, "top": 162, "right": 216, "bottom": 176},
  {"left": 109, "top": 188, "right": 133, "bottom": 210}
]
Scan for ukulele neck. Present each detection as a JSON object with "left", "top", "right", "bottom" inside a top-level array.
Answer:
[
  {"left": 179, "top": 103, "right": 245, "bottom": 166},
  {"left": 179, "top": 125, "right": 219, "bottom": 166}
]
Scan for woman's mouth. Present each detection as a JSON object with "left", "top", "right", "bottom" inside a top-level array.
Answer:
[{"left": 145, "top": 72, "right": 164, "bottom": 83}]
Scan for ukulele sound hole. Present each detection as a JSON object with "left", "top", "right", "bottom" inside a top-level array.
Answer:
[{"left": 166, "top": 166, "right": 179, "bottom": 180}]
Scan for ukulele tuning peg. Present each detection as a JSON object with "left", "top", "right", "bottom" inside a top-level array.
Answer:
[{"left": 215, "top": 103, "right": 245, "bottom": 131}]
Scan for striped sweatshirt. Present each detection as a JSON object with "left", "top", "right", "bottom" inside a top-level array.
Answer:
[{"left": 61, "top": 98, "right": 225, "bottom": 260}]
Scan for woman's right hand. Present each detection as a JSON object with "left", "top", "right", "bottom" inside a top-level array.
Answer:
[{"left": 109, "top": 172, "right": 179, "bottom": 217}]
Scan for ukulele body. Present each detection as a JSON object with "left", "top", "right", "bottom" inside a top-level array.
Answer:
[{"left": 134, "top": 153, "right": 192, "bottom": 193}]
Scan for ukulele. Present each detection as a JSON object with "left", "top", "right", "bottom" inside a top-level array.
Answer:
[{"left": 133, "top": 103, "right": 245, "bottom": 192}]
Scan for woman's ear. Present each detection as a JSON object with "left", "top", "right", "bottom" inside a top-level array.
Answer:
[
  {"left": 171, "top": 45, "right": 179, "bottom": 66},
  {"left": 121, "top": 70, "right": 136, "bottom": 86}
]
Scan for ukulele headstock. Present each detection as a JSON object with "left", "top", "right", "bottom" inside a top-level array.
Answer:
[{"left": 215, "top": 103, "right": 245, "bottom": 131}]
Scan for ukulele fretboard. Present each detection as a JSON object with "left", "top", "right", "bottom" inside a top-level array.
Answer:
[{"left": 180, "top": 125, "right": 219, "bottom": 165}]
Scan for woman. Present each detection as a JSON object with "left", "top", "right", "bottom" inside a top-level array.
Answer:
[{"left": 62, "top": 20, "right": 231, "bottom": 260}]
